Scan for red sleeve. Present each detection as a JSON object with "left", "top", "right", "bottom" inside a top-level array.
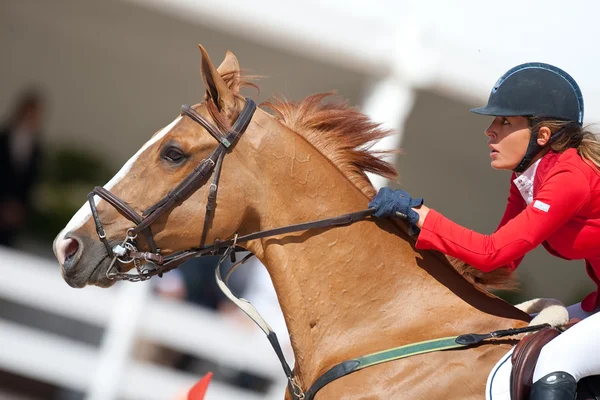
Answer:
[
  {"left": 415, "top": 164, "right": 590, "bottom": 272},
  {"left": 495, "top": 173, "right": 526, "bottom": 270},
  {"left": 497, "top": 172, "right": 526, "bottom": 229}
]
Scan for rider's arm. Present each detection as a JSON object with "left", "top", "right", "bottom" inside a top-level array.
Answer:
[
  {"left": 494, "top": 173, "right": 527, "bottom": 270},
  {"left": 414, "top": 164, "right": 590, "bottom": 272}
]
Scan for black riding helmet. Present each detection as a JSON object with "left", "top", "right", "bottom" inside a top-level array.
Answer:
[{"left": 471, "top": 62, "right": 584, "bottom": 172}]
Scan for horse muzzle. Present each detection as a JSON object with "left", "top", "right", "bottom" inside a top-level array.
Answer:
[{"left": 54, "top": 231, "right": 115, "bottom": 288}]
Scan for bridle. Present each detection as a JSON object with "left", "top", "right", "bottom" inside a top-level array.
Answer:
[{"left": 88, "top": 97, "right": 257, "bottom": 282}]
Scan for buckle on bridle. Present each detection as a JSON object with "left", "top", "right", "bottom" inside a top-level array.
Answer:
[
  {"left": 115, "top": 229, "right": 138, "bottom": 262},
  {"left": 106, "top": 228, "right": 139, "bottom": 280},
  {"left": 103, "top": 225, "right": 169, "bottom": 282}
]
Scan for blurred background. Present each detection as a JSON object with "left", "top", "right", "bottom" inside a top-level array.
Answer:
[{"left": 1, "top": 0, "right": 598, "bottom": 399}]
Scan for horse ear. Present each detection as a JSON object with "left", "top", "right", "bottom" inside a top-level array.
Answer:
[
  {"left": 216, "top": 51, "right": 242, "bottom": 95},
  {"left": 198, "top": 45, "right": 235, "bottom": 112}
]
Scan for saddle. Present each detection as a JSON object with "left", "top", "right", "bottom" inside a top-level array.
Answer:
[{"left": 510, "top": 324, "right": 600, "bottom": 400}]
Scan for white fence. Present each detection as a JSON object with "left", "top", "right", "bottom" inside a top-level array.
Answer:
[{"left": 0, "top": 247, "right": 287, "bottom": 400}]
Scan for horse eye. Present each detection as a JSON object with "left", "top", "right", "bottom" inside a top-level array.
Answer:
[{"left": 163, "top": 147, "right": 185, "bottom": 163}]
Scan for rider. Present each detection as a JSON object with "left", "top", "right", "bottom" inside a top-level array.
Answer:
[{"left": 369, "top": 62, "right": 600, "bottom": 400}]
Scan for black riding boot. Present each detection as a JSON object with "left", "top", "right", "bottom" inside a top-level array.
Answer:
[{"left": 530, "top": 371, "right": 577, "bottom": 400}]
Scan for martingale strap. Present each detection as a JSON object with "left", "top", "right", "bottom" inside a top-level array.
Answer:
[{"left": 214, "top": 246, "right": 304, "bottom": 399}]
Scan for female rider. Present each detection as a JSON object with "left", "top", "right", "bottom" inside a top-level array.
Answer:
[{"left": 369, "top": 62, "right": 600, "bottom": 400}]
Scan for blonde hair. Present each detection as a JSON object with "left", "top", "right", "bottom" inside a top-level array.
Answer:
[{"left": 530, "top": 118, "right": 600, "bottom": 169}]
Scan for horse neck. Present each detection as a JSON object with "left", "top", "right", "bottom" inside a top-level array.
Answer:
[{"left": 242, "top": 112, "right": 526, "bottom": 387}]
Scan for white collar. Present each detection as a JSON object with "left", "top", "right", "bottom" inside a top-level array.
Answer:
[{"left": 513, "top": 158, "right": 541, "bottom": 205}]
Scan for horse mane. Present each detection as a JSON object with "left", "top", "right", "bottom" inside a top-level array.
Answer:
[
  {"left": 220, "top": 73, "right": 516, "bottom": 292},
  {"left": 264, "top": 94, "right": 397, "bottom": 198}
]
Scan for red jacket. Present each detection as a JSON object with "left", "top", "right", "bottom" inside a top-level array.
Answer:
[{"left": 416, "top": 148, "right": 600, "bottom": 312}]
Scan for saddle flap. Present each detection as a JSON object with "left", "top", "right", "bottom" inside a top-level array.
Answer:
[{"left": 510, "top": 327, "right": 561, "bottom": 400}]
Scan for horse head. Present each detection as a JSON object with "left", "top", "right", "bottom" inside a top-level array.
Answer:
[{"left": 54, "top": 46, "right": 260, "bottom": 288}]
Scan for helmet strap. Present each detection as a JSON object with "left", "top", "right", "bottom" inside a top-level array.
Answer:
[{"left": 513, "top": 126, "right": 567, "bottom": 173}]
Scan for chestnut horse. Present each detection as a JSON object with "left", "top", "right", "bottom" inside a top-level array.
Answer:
[{"left": 53, "top": 45, "right": 531, "bottom": 399}]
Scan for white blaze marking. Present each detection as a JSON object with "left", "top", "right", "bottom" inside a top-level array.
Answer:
[{"left": 57, "top": 116, "right": 182, "bottom": 239}]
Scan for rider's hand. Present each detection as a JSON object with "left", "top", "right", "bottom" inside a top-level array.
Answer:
[{"left": 368, "top": 188, "right": 423, "bottom": 233}]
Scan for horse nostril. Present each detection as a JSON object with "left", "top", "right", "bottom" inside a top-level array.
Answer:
[
  {"left": 56, "top": 237, "right": 81, "bottom": 267},
  {"left": 64, "top": 239, "right": 79, "bottom": 261}
]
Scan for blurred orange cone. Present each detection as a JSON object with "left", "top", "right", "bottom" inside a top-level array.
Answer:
[{"left": 188, "top": 372, "right": 213, "bottom": 400}]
